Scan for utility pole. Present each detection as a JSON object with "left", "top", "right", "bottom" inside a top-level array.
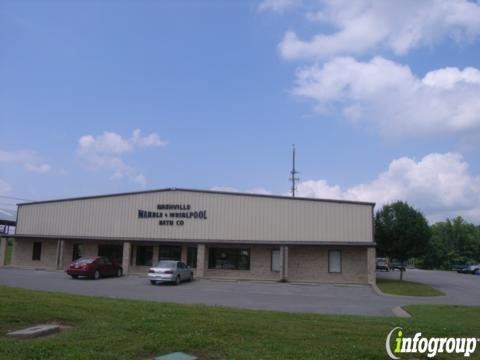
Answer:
[{"left": 289, "top": 144, "right": 300, "bottom": 197}]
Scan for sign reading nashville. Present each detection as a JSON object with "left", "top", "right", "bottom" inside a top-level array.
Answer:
[{"left": 137, "top": 204, "right": 207, "bottom": 226}]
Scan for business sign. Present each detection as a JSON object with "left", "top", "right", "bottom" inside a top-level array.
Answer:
[{"left": 137, "top": 204, "right": 207, "bottom": 226}]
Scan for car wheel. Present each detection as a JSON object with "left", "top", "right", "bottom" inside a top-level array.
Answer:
[
  {"left": 175, "top": 275, "right": 181, "bottom": 285},
  {"left": 71, "top": 275, "right": 78, "bottom": 279},
  {"left": 188, "top": 272, "right": 193, "bottom": 281},
  {"left": 150, "top": 280, "right": 157, "bottom": 285},
  {"left": 473, "top": 269, "right": 479, "bottom": 275},
  {"left": 93, "top": 270, "right": 100, "bottom": 280},
  {"left": 116, "top": 268, "right": 122, "bottom": 277}
]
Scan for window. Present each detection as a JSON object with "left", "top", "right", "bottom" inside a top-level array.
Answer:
[
  {"left": 328, "top": 250, "right": 342, "bottom": 273},
  {"left": 159, "top": 246, "right": 181, "bottom": 261},
  {"left": 208, "top": 248, "right": 250, "bottom": 270},
  {"left": 98, "top": 244, "right": 123, "bottom": 264},
  {"left": 271, "top": 249, "right": 280, "bottom": 272},
  {"left": 72, "top": 243, "right": 83, "bottom": 261},
  {"left": 32, "top": 242, "right": 42, "bottom": 261},
  {"left": 135, "top": 246, "right": 153, "bottom": 266},
  {"left": 187, "top": 247, "right": 197, "bottom": 268}
]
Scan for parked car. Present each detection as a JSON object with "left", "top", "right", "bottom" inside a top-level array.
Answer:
[
  {"left": 376, "top": 258, "right": 389, "bottom": 271},
  {"left": 458, "top": 264, "right": 480, "bottom": 274},
  {"left": 452, "top": 263, "right": 468, "bottom": 272},
  {"left": 390, "top": 260, "right": 406, "bottom": 272},
  {"left": 148, "top": 260, "right": 193, "bottom": 285},
  {"left": 455, "top": 263, "right": 473, "bottom": 273},
  {"left": 66, "top": 256, "right": 123, "bottom": 280}
]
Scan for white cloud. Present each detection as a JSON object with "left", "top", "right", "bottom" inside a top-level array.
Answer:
[
  {"left": 247, "top": 187, "right": 273, "bottom": 195},
  {"left": 77, "top": 129, "right": 166, "bottom": 186},
  {"left": 258, "top": 0, "right": 300, "bottom": 13},
  {"left": 278, "top": 0, "right": 480, "bottom": 60},
  {"left": 210, "top": 186, "right": 272, "bottom": 195},
  {"left": 293, "top": 56, "right": 480, "bottom": 139},
  {"left": 0, "top": 179, "right": 11, "bottom": 195},
  {"left": 0, "top": 149, "right": 52, "bottom": 173},
  {"left": 296, "top": 152, "right": 480, "bottom": 223},
  {"left": 132, "top": 129, "right": 167, "bottom": 148},
  {"left": 210, "top": 186, "right": 240, "bottom": 193}
]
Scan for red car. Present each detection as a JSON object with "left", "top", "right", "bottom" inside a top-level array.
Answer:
[{"left": 66, "top": 256, "right": 123, "bottom": 280}]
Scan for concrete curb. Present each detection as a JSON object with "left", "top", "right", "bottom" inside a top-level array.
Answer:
[
  {"left": 392, "top": 306, "right": 411, "bottom": 318},
  {"left": 370, "top": 282, "right": 385, "bottom": 296}
]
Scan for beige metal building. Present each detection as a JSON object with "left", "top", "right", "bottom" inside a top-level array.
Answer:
[{"left": 2, "top": 188, "right": 376, "bottom": 284}]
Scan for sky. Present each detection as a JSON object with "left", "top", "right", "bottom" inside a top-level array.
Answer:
[{"left": 1, "top": 0, "right": 480, "bottom": 224}]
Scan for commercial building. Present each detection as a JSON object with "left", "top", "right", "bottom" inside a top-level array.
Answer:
[{"left": 1, "top": 188, "right": 376, "bottom": 284}]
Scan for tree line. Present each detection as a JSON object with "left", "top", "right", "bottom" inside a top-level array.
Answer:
[{"left": 375, "top": 201, "right": 480, "bottom": 280}]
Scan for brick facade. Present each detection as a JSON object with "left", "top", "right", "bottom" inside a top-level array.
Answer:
[{"left": 10, "top": 239, "right": 375, "bottom": 285}]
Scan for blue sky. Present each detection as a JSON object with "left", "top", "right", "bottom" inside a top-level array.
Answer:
[{"left": 1, "top": 0, "right": 480, "bottom": 224}]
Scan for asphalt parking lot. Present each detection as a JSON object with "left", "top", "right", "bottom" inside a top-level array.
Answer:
[
  {"left": 0, "top": 267, "right": 478, "bottom": 317},
  {"left": 376, "top": 267, "right": 480, "bottom": 305}
]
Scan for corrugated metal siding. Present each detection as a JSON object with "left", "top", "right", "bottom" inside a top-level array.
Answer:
[{"left": 16, "top": 190, "right": 373, "bottom": 243}]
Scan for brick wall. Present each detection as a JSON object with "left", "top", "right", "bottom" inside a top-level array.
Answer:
[
  {"left": 12, "top": 238, "right": 58, "bottom": 270},
  {"left": 288, "top": 246, "right": 369, "bottom": 284}
]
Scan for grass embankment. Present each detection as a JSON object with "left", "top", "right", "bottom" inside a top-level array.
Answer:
[
  {"left": 0, "top": 286, "right": 478, "bottom": 359},
  {"left": 377, "top": 278, "right": 445, "bottom": 297}
]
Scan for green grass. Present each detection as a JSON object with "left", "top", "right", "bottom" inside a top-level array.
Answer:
[
  {"left": 377, "top": 278, "right": 445, "bottom": 297},
  {"left": 0, "top": 286, "right": 478, "bottom": 360}
]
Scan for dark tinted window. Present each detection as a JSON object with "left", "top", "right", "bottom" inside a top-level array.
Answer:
[
  {"left": 32, "top": 242, "right": 42, "bottom": 261},
  {"left": 187, "top": 247, "right": 197, "bottom": 268},
  {"left": 208, "top": 248, "right": 250, "bottom": 270},
  {"left": 159, "top": 246, "right": 181, "bottom": 261},
  {"left": 98, "top": 244, "right": 123, "bottom": 264},
  {"left": 135, "top": 246, "right": 153, "bottom": 266},
  {"left": 72, "top": 243, "right": 83, "bottom": 261}
]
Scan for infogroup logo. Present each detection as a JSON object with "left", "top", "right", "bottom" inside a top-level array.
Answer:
[{"left": 386, "top": 327, "right": 479, "bottom": 359}]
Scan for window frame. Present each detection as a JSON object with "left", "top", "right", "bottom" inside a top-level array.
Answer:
[{"left": 328, "top": 249, "right": 342, "bottom": 273}]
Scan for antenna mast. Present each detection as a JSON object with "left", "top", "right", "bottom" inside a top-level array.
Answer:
[{"left": 289, "top": 144, "right": 300, "bottom": 197}]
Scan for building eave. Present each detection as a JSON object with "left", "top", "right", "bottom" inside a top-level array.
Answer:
[{"left": 11, "top": 234, "right": 376, "bottom": 247}]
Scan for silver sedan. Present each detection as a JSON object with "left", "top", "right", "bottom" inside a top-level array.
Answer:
[{"left": 148, "top": 260, "right": 193, "bottom": 285}]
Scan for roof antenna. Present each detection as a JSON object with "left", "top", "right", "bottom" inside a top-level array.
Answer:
[{"left": 289, "top": 144, "right": 300, "bottom": 197}]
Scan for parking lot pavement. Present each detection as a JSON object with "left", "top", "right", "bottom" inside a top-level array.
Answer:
[
  {"left": 0, "top": 267, "right": 478, "bottom": 317},
  {"left": 376, "top": 268, "right": 480, "bottom": 306}
]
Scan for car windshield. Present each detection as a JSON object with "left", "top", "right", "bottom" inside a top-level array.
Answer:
[
  {"left": 156, "top": 261, "right": 176, "bottom": 269},
  {"left": 74, "top": 257, "right": 95, "bottom": 264}
]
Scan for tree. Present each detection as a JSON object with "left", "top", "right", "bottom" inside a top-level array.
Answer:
[
  {"left": 375, "top": 201, "right": 431, "bottom": 280},
  {"left": 419, "top": 217, "right": 480, "bottom": 270}
]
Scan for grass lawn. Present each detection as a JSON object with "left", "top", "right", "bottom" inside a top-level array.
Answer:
[
  {"left": 0, "top": 286, "right": 478, "bottom": 360},
  {"left": 377, "top": 278, "right": 445, "bottom": 297}
]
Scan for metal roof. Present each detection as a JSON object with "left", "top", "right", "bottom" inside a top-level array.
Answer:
[{"left": 17, "top": 187, "right": 375, "bottom": 207}]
